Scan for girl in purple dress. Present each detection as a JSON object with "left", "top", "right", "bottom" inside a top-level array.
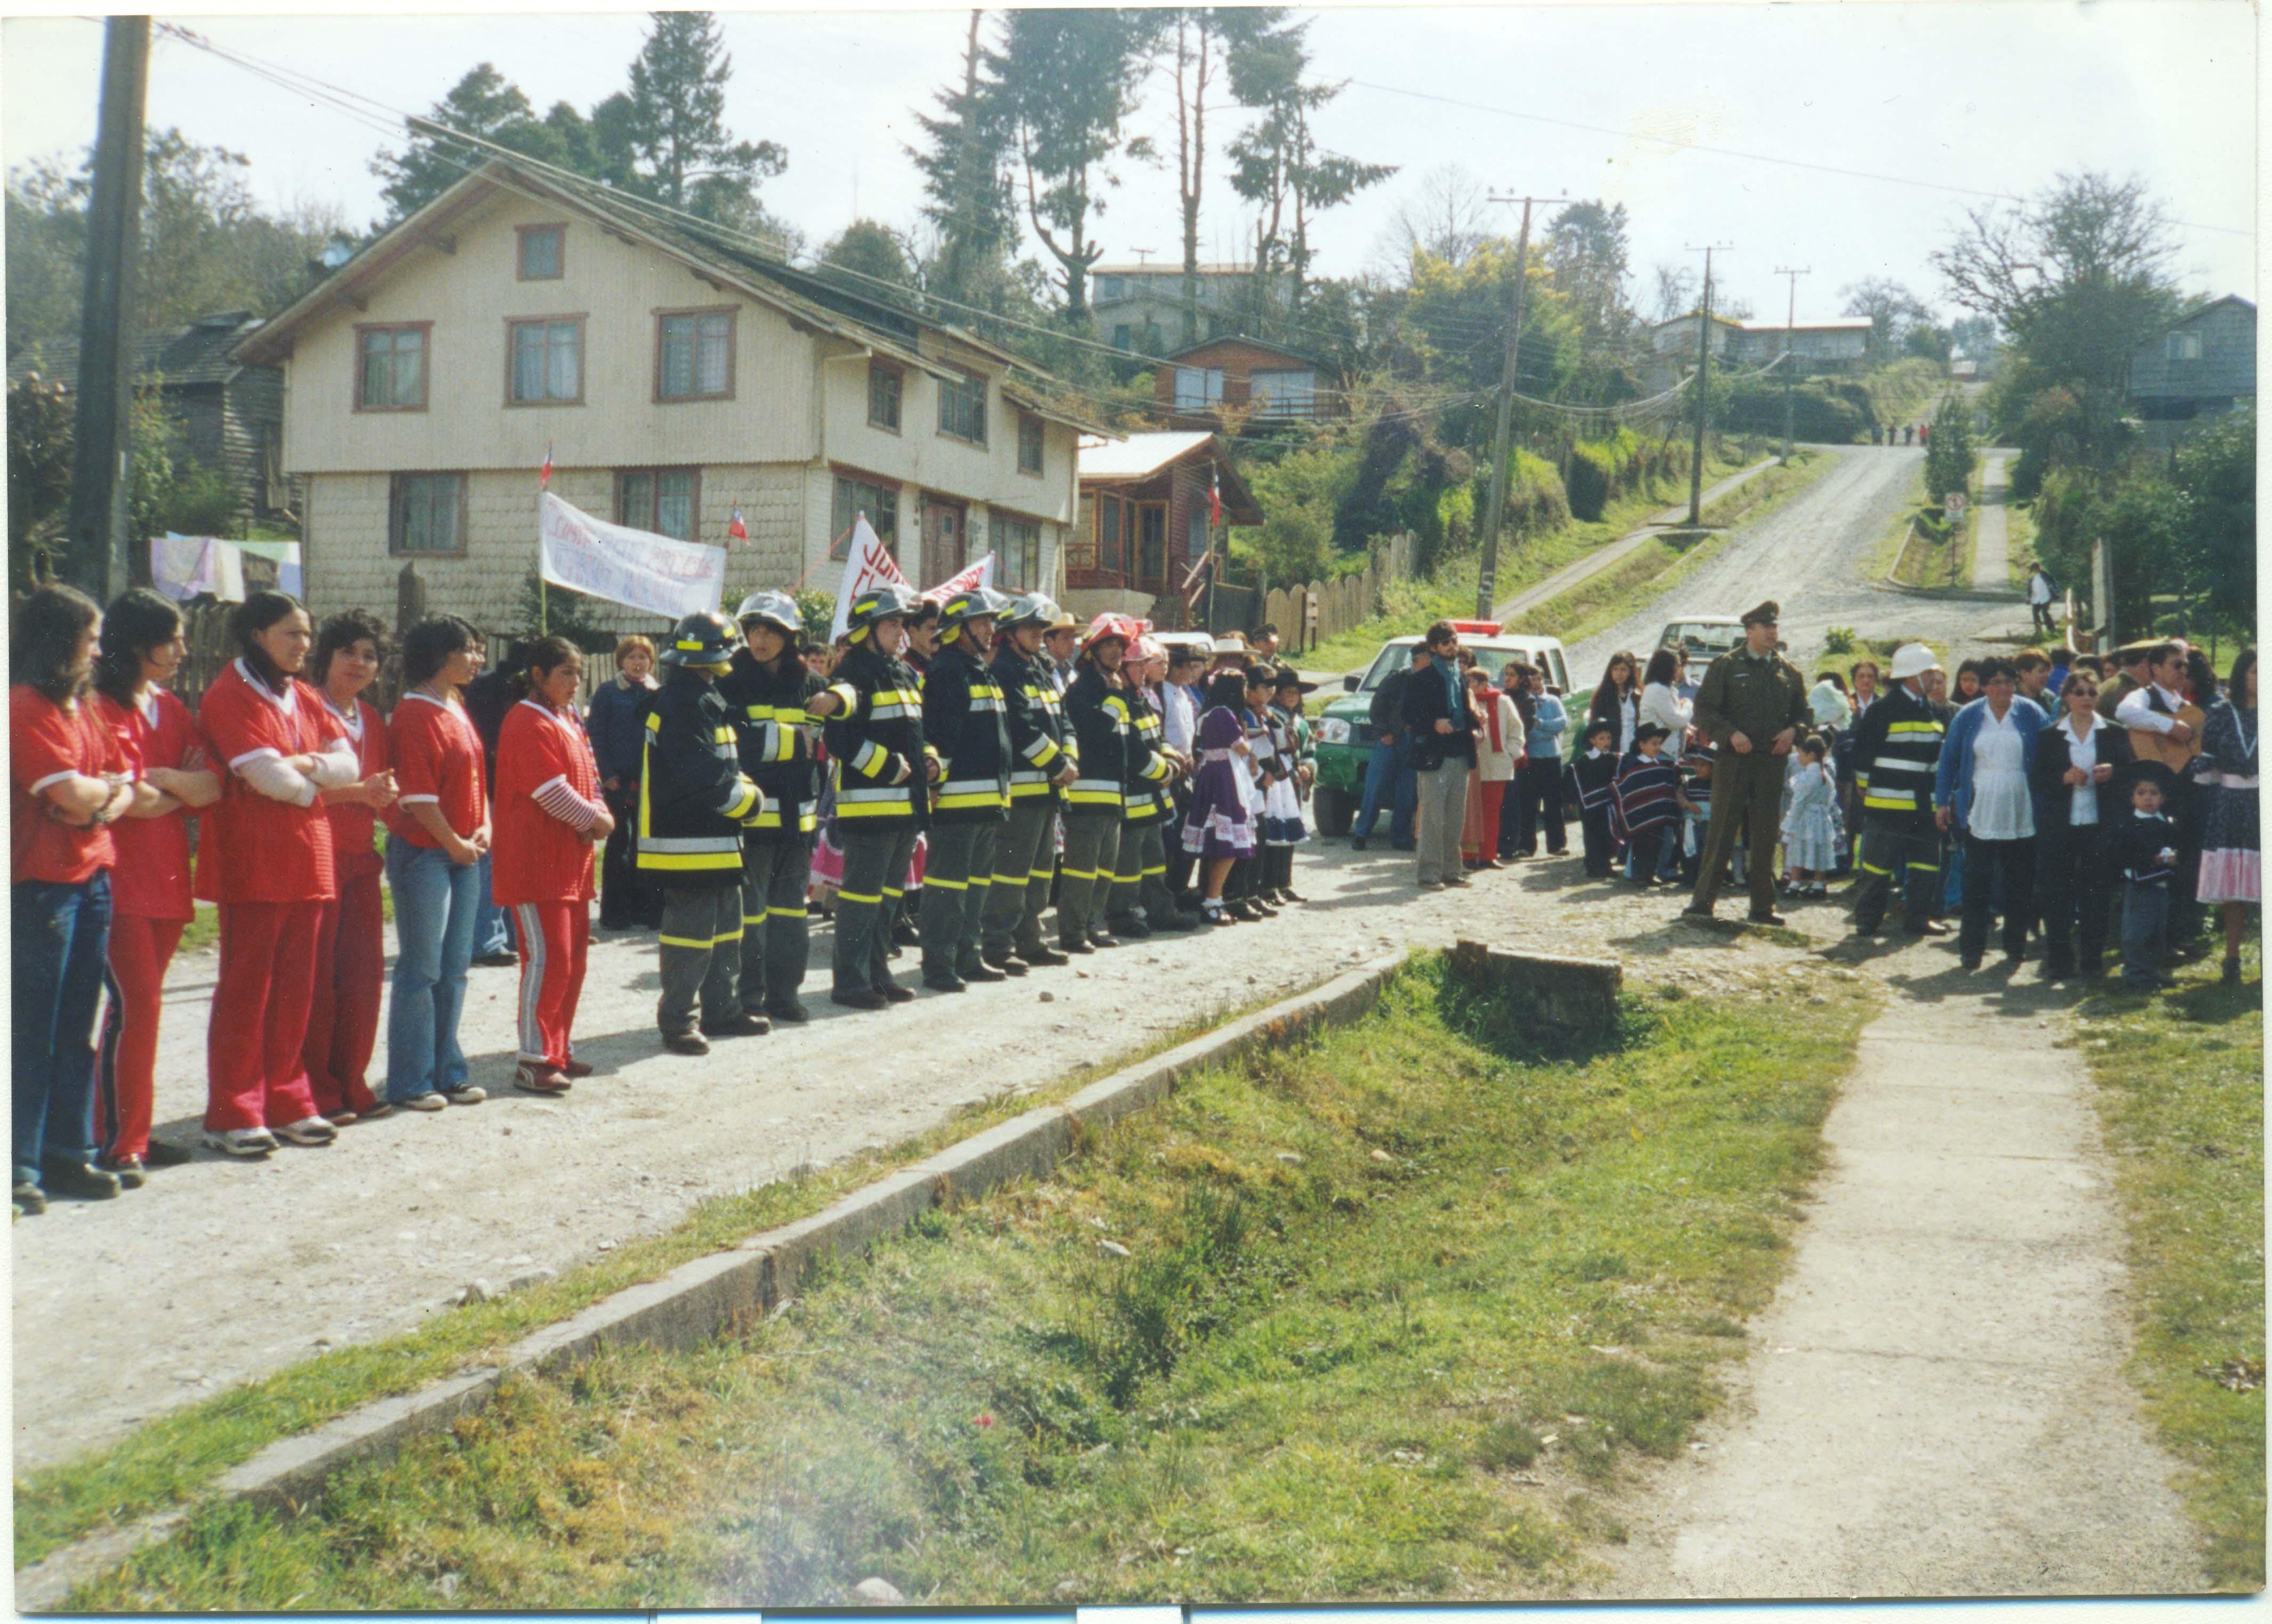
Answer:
[{"left": 1181, "top": 671, "right": 1259, "bottom": 925}]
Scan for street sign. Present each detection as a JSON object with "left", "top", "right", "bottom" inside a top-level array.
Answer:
[{"left": 1944, "top": 491, "right": 1967, "bottom": 521}]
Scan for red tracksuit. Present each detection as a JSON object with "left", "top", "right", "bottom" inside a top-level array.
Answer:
[
  {"left": 492, "top": 697, "right": 602, "bottom": 1070},
  {"left": 95, "top": 687, "right": 202, "bottom": 1162},
  {"left": 302, "top": 694, "right": 388, "bottom": 1117},
  {"left": 195, "top": 661, "right": 344, "bottom": 1133}
]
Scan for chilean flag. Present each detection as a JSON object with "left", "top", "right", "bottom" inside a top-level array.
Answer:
[
  {"left": 728, "top": 505, "right": 748, "bottom": 542},
  {"left": 539, "top": 441, "right": 553, "bottom": 489},
  {"left": 1208, "top": 466, "right": 1222, "bottom": 529}
]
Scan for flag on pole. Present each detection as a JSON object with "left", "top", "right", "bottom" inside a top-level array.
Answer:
[
  {"left": 727, "top": 505, "right": 748, "bottom": 542},
  {"left": 540, "top": 441, "right": 553, "bottom": 489},
  {"left": 828, "top": 515, "right": 912, "bottom": 640},
  {"left": 1208, "top": 466, "right": 1222, "bottom": 529}
]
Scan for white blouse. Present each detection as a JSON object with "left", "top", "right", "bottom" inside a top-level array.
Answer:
[
  {"left": 1638, "top": 682, "right": 1693, "bottom": 761},
  {"left": 1967, "top": 703, "right": 2035, "bottom": 841},
  {"left": 2061, "top": 717, "right": 2101, "bottom": 827}
]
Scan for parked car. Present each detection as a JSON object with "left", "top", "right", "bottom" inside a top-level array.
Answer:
[
  {"left": 1657, "top": 617, "right": 1746, "bottom": 664},
  {"left": 1309, "top": 621, "right": 1571, "bottom": 837}
]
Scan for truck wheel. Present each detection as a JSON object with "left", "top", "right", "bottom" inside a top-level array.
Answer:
[{"left": 1313, "top": 785, "right": 1353, "bottom": 837}]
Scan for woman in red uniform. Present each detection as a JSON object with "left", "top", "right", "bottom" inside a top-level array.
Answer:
[
  {"left": 195, "top": 590, "right": 364, "bottom": 1157},
  {"left": 302, "top": 610, "right": 398, "bottom": 1124},
  {"left": 493, "top": 636, "right": 613, "bottom": 1094},
  {"left": 93, "top": 589, "right": 221, "bottom": 1181}
]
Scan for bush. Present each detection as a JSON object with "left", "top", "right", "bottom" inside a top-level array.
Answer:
[{"left": 1823, "top": 626, "right": 1857, "bottom": 655}]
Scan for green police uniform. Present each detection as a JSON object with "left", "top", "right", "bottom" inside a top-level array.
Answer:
[{"left": 1686, "top": 613, "right": 1810, "bottom": 919}]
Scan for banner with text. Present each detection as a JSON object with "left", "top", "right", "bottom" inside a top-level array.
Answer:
[
  {"left": 829, "top": 515, "right": 912, "bottom": 640},
  {"left": 921, "top": 552, "right": 996, "bottom": 604},
  {"left": 151, "top": 533, "right": 302, "bottom": 603},
  {"left": 539, "top": 492, "right": 725, "bottom": 621}
]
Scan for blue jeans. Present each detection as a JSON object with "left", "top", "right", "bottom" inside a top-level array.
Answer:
[
  {"left": 2121, "top": 882, "right": 2170, "bottom": 986},
  {"left": 473, "top": 849, "right": 513, "bottom": 956},
  {"left": 13, "top": 873, "right": 111, "bottom": 1184},
  {"left": 1355, "top": 734, "right": 1416, "bottom": 845},
  {"left": 386, "top": 841, "right": 481, "bottom": 1100}
]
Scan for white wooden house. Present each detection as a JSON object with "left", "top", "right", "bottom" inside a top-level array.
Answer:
[{"left": 233, "top": 159, "right": 1106, "bottom": 638}]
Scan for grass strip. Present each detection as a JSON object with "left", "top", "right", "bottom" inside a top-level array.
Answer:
[
  {"left": 13, "top": 979, "right": 1300, "bottom": 1569},
  {"left": 72, "top": 954, "right": 1877, "bottom": 1609},
  {"left": 1507, "top": 449, "right": 1834, "bottom": 648},
  {"left": 2068, "top": 936, "right": 2264, "bottom": 1590}
]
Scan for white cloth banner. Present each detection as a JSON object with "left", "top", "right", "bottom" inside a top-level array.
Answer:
[
  {"left": 829, "top": 515, "right": 911, "bottom": 640},
  {"left": 921, "top": 552, "right": 996, "bottom": 604},
  {"left": 538, "top": 491, "right": 725, "bottom": 621},
  {"left": 150, "top": 534, "right": 302, "bottom": 603}
]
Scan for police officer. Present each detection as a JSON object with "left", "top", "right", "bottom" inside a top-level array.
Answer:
[
  {"left": 639, "top": 610, "right": 767, "bottom": 1054},
  {"left": 719, "top": 590, "right": 825, "bottom": 1028},
  {"left": 981, "top": 594, "right": 1078, "bottom": 971},
  {"left": 1060, "top": 615, "right": 1162, "bottom": 951},
  {"left": 811, "top": 584, "right": 937, "bottom": 1009},
  {"left": 1849, "top": 641, "right": 1957, "bottom": 938},
  {"left": 1683, "top": 600, "right": 1811, "bottom": 926},
  {"left": 920, "top": 586, "right": 1015, "bottom": 992}
]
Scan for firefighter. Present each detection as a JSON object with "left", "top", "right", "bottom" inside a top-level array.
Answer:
[
  {"left": 638, "top": 610, "right": 767, "bottom": 1054},
  {"left": 1059, "top": 615, "right": 1162, "bottom": 952},
  {"left": 1849, "top": 640, "right": 1957, "bottom": 938},
  {"left": 919, "top": 586, "right": 1015, "bottom": 991},
  {"left": 810, "top": 583, "right": 937, "bottom": 1009},
  {"left": 1108, "top": 637, "right": 1199, "bottom": 936},
  {"left": 980, "top": 594, "right": 1078, "bottom": 970},
  {"left": 719, "top": 590, "right": 825, "bottom": 1028}
]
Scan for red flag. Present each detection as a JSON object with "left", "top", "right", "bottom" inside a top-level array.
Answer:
[
  {"left": 727, "top": 505, "right": 748, "bottom": 542},
  {"left": 540, "top": 441, "right": 553, "bottom": 489},
  {"left": 1208, "top": 466, "right": 1222, "bottom": 529}
]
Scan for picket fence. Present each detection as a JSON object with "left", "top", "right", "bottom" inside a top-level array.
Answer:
[{"left": 1260, "top": 530, "right": 1418, "bottom": 654}]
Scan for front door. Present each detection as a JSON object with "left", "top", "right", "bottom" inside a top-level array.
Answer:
[{"left": 923, "top": 497, "right": 967, "bottom": 585}]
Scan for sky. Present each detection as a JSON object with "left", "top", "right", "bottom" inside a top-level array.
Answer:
[{"left": 1, "top": 1, "right": 2257, "bottom": 330}]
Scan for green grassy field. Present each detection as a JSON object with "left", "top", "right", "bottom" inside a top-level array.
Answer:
[
  {"left": 65, "top": 955, "right": 1876, "bottom": 1609},
  {"left": 2071, "top": 936, "right": 2265, "bottom": 1589}
]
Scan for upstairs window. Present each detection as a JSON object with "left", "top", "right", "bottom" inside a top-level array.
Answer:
[
  {"left": 658, "top": 310, "right": 734, "bottom": 400},
  {"left": 1251, "top": 367, "right": 1318, "bottom": 419},
  {"left": 1017, "top": 411, "right": 1045, "bottom": 476},
  {"left": 356, "top": 324, "right": 428, "bottom": 411},
  {"left": 938, "top": 369, "right": 987, "bottom": 444},
  {"left": 868, "top": 363, "right": 902, "bottom": 431},
  {"left": 2167, "top": 329, "right": 2204, "bottom": 362},
  {"left": 509, "top": 317, "right": 583, "bottom": 405},
  {"left": 1173, "top": 365, "right": 1225, "bottom": 411},
  {"left": 517, "top": 225, "right": 564, "bottom": 281}
]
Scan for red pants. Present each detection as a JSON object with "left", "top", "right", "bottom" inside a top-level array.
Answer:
[
  {"left": 100, "top": 913, "right": 186, "bottom": 1162},
  {"left": 206, "top": 900, "right": 322, "bottom": 1133},
  {"left": 1463, "top": 778, "right": 1507, "bottom": 862},
  {"left": 302, "top": 867, "right": 384, "bottom": 1118},
  {"left": 512, "top": 900, "right": 590, "bottom": 1069}
]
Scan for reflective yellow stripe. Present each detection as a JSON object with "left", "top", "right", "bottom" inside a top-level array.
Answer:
[
  {"left": 1141, "top": 865, "right": 1166, "bottom": 877},
  {"left": 743, "top": 915, "right": 766, "bottom": 926},
  {"left": 1859, "top": 860, "right": 1892, "bottom": 875},
  {"left": 1906, "top": 862, "right": 1940, "bottom": 872},
  {"left": 1886, "top": 721, "right": 1944, "bottom": 735},
  {"left": 722, "top": 781, "right": 760, "bottom": 821},
  {"left": 639, "top": 851, "right": 743, "bottom": 872},
  {"left": 928, "top": 876, "right": 969, "bottom": 891},
  {"left": 936, "top": 791, "right": 1009, "bottom": 810},
  {"left": 713, "top": 726, "right": 735, "bottom": 745},
  {"left": 713, "top": 928, "right": 743, "bottom": 944},
  {"left": 837, "top": 890, "right": 882, "bottom": 905},
  {"left": 1059, "top": 868, "right": 1098, "bottom": 881},
  {"left": 880, "top": 885, "right": 904, "bottom": 898},
  {"left": 968, "top": 875, "right": 992, "bottom": 887},
  {"left": 658, "top": 933, "right": 713, "bottom": 948},
  {"left": 767, "top": 906, "right": 804, "bottom": 918},
  {"left": 838, "top": 799, "right": 915, "bottom": 818},
  {"left": 851, "top": 741, "right": 889, "bottom": 778}
]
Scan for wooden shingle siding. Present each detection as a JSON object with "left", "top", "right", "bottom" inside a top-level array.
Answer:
[{"left": 2131, "top": 298, "right": 2257, "bottom": 405}]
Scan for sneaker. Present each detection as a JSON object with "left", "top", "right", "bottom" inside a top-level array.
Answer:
[
  {"left": 143, "top": 1139, "right": 195, "bottom": 1167},
  {"left": 100, "top": 1155, "right": 149, "bottom": 1189},
  {"left": 1443, "top": 874, "right": 1472, "bottom": 888},
  {"left": 1012, "top": 943, "right": 1070, "bottom": 967},
  {"left": 12, "top": 1180, "right": 46, "bottom": 1215},
  {"left": 1910, "top": 920, "right": 1952, "bottom": 937},
  {"left": 42, "top": 1160, "right": 123, "bottom": 1199},
  {"left": 514, "top": 1062, "right": 572, "bottom": 1096},
  {"left": 397, "top": 1092, "right": 449, "bottom": 1113},
  {"left": 274, "top": 1116, "right": 339, "bottom": 1146},
  {"left": 359, "top": 1101, "right": 394, "bottom": 1120},
  {"left": 204, "top": 1126, "right": 280, "bottom": 1155},
  {"left": 764, "top": 998, "right": 813, "bottom": 1024},
  {"left": 1392, "top": 840, "right": 1417, "bottom": 852},
  {"left": 442, "top": 1085, "right": 486, "bottom": 1106},
  {"left": 830, "top": 988, "right": 887, "bottom": 1011},
  {"left": 661, "top": 1030, "right": 711, "bottom": 1056}
]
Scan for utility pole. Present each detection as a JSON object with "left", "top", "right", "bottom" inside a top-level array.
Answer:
[
  {"left": 64, "top": 15, "right": 152, "bottom": 599},
  {"left": 1685, "top": 243, "right": 1732, "bottom": 526},
  {"left": 1474, "top": 191, "right": 1567, "bottom": 619},
  {"left": 1773, "top": 265, "right": 1808, "bottom": 465}
]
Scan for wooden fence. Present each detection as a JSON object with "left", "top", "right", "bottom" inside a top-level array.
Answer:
[{"left": 1261, "top": 531, "right": 1418, "bottom": 654}]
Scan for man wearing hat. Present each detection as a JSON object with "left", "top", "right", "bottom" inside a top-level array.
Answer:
[
  {"left": 1846, "top": 640, "right": 1957, "bottom": 938},
  {"left": 1683, "top": 600, "right": 1811, "bottom": 924},
  {"left": 640, "top": 610, "right": 770, "bottom": 1054},
  {"left": 918, "top": 587, "right": 1015, "bottom": 992}
]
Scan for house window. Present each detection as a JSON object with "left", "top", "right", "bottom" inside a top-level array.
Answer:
[
  {"left": 356, "top": 325, "right": 428, "bottom": 411},
  {"left": 832, "top": 474, "right": 900, "bottom": 555},
  {"left": 1173, "top": 366, "right": 1225, "bottom": 411},
  {"left": 1068, "top": 497, "right": 1098, "bottom": 573},
  {"left": 517, "top": 225, "right": 564, "bottom": 281},
  {"left": 1137, "top": 503, "right": 1166, "bottom": 585},
  {"left": 1098, "top": 494, "right": 1124, "bottom": 574},
  {"left": 1017, "top": 412, "right": 1045, "bottom": 476},
  {"left": 1096, "top": 276, "right": 1123, "bottom": 303},
  {"left": 1251, "top": 367, "right": 1318, "bottom": 419},
  {"left": 2167, "top": 329, "right": 2204, "bottom": 362},
  {"left": 658, "top": 310, "right": 733, "bottom": 400},
  {"left": 868, "top": 363, "right": 902, "bottom": 431},
  {"left": 1112, "top": 324, "right": 1132, "bottom": 351},
  {"left": 390, "top": 472, "right": 464, "bottom": 556},
  {"left": 509, "top": 318, "right": 583, "bottom": 404},
  {"left": 618, "top": 468, "right": 700, "bottom": 541},
  {"left": 938, "top": 369, "right": 987, "bottom": 444},
  {"left": 996, "top": 515, "right": 1043, "bottom": 593}
]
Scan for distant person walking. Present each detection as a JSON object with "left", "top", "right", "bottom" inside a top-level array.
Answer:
[{"left": 2027, "top": 565, "right": 2059, "bottom": 639}]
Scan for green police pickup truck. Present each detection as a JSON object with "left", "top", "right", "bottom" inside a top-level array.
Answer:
[{"left": 1308, "top": 621, "right": 1572, "bottom": 836}]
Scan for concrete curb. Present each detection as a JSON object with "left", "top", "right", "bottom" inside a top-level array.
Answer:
[{"left": 16, "top": 949, "right": 1411, "bottom": 1613}]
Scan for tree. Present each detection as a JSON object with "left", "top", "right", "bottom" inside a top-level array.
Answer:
[
  {"left": 1922, "top": 390, "right": 1976, "bottom": 505},
  {"left": 1544, "top": 200, "right": 1632, "bottom": 341},
  {"left": 372, "top": 64, "right": 570, "bottom": 222},
  {"left": 1840, "top": 275, "right": 1933, "bottom": 358},
  {"left": 2171, "top": 407, "right": 2255, "bottom": 629},
  {"left": 908, "top": 10, "right": 1017, "bottom": 310},
  {"left": 1650, "top": 262, "right": 1697, "bottom": 324},
  {"left": 991, "top": 7, "right": 1159, "bottom": 316},
  {"left": 819, "top": 220, "right": 918, "bottom": 296},
  {"left": 1380, "top": 164, "right": 1492, "bottom": 272},
  {"left": 1929, "top": 171, "right": 2180, "bottom": 467},
  {"left": 1160, "top": 7, "right": 1290, "bottom": 346},
  {"left": 621, "top": 12, "right": 788, "bottom": 228}
]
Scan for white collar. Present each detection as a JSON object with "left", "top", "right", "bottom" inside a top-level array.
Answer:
[
  {"left": 324, "top": 691, "right": 366, "bottom": 739},
  {"left": 399, "top": 688, "right": 457, "bottom": 712},
  {"left": 516, "top": 696, "right": 578, "bottom": 729},
  {"left": 2153, "top": 680, "right": 2184, "bottom": 708},
  {"left": 233, "top": 659, "right": 298, "bottom": 715}
]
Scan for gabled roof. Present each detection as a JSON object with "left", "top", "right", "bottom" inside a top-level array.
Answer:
[
  {"left": 1738, "top": 318, "right": 1872, "bottom": 334},
  {"left": 11, "top": 310, "right": 265, "bottom": 391},
  {"left": 1076, "top": 431, "right": 1261, "bottom": 522},
  {"left": 2164, "top": 294, "right": 2257, "bottom": 330},
  {"left": 1163, "top": 335, "right": 1330, "bottom": 371},
  {"left": 231, "top": 159, "right": 1114, "bottom": 436},
  {"left": 1093, "top": 262, "right": 1263, "bottom": 278},
  {"left": 1653, "top": 310, "right": 1746, "bottom": 331}
]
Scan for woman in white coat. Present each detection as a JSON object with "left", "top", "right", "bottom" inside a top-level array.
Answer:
[
  {"left": 1462, "top": 667, "right": 1525, "bottom": 867},
  {"left": 1637, "top": 648, "right": 1694, "bottom": 762}
]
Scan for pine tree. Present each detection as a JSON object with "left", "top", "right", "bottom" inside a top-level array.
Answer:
[
  {"left": 372, "top": 64, "right": 570, "bottom": 223},
  {"left": 621, "top": 12, "right": 786, "bottom": 228},
  {"left": 910, "top": 10, "right": 1017, "bottom": 310}
]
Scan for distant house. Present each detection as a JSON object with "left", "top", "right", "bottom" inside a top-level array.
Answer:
[
  {"left": 1069, "top": 431, "right": 1261, "bottom": 625},
  {"left": 1734, "top": 318, "right": 1872, "bottom": 369},
  {"left": 8, "top": 310, "right": 288, "bottom": 525},
  {"left": 1153, "top": 337, "right": 1338, "bottom": 431},
  {"left": 2129, "top": 295, "right": 2255, "bottom": 448},
  {"left": 1650, "top": 311, "right": 1746, "bottom": 358},
  {"left": 230, "top": 158, "right": 1106, "bottom": 638},
  {"left": 1091, "top": 263, "right": 1291, "bottom": 354}
]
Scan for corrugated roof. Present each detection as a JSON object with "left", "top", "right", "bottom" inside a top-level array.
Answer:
[
  {"left": 1076, "top": 430, "right": 1215, "bottom": 481},
  {"left": 10, "top": 311, "right": 263, "bottom": 391},
  {"left": 1739, "top": 318, "right": 1873, "bottom": 333}
]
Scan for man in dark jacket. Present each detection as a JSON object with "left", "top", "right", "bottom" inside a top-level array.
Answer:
[
  {"left": 719, "top": 592, "right": 825, "bottom": 1028},
  {"left": 1848, "top": 640, "right": 1956, "bottom": 938},
  {"left": 640, "top": 612, "right": 768, "bottom": 1054},
  {"left": 980, "top": 594, "right": 1078, "bottom": 970},
  {"left": 1352, "top": 663, "right": 1417, "bottom": 851},
  {"left": 919, "top": 587, "right": 1014, "bottom": 992},
  {"left": 1682, "top": 600, "right": 1810, "bottom": 924},
  {"left": 1400, "top": 621, "right": 1479, "bottom": 888}
]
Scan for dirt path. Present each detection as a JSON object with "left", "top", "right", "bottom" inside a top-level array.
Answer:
[
  {"left": 1587, "top": 938, "right": 2207, "bottom": 1596},
  {"left": 1971, "top": 451, "right": 2013, "bottom": 591}
]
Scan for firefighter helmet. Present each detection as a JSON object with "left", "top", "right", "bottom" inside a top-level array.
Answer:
[
  {"left": 939, "top": 585, "right": 1011, "bottom": 642},
  {"left": 1000, "top": 591, "right": 1061, "bottom": 633},
  {"left": 733, "top": 589, "right": 801, "bottom": 637},
  {"left": 844, "top": 581, "right": 920, "bottom": 642},
  {"left": 660, "top": 609, "right": 737, "bottom": 667}
]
